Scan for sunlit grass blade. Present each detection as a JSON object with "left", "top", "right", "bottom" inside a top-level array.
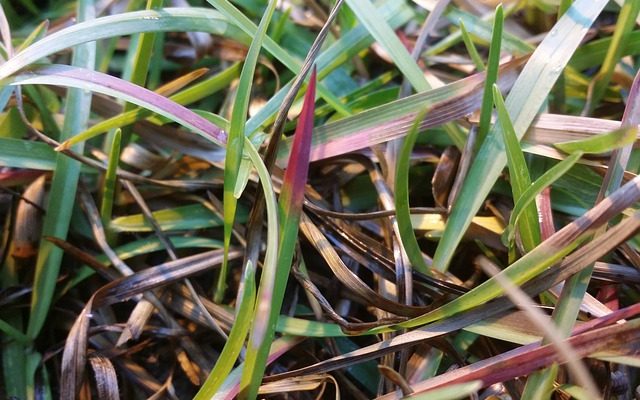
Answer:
[
  {"left": 26, "top": 0, "right": 96, "bottom": 340},
  {"left": 0, "top": 8, "right": 248, "bottom": 80},
  {"left": 395, "top": 109, "right": 429, "bottom": 274},
  {"left": 433, "top": 0, "right": 609, "bottom": 272},
  {"left": 407, "top": 381, "right": 482, "bottom": 400},
  {"left": 218, "top": 0, "right": 277, "bottom": 302},
  {"left": 476, "top": 5, "right": 503, "bottom": 149},
  {"left": 58, "top": 63, "right": 240, "bottom": 150},
  {"left": 554, "top": 125, "right": 637, "bottom": 154},
  {"left": 492, "top": 84, "right": 540, "bottom": 253},
  {"left": 15, "top": 20, "right": 47, "bottom": 53},
  {"left": 240, "top": 68, "right": 317, "bottom": 399},
  {"left": 3, "top": 64, "right": 227, "bottom": 146}
]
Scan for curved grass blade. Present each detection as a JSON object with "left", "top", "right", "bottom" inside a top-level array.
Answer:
[
  {"left": 26, "top": 0, "right": 96, "bottom": 340},
  {"left": 3, "top": 64, "right": 227, "bottom": 146},
  {"left": 240, "top": 68, "right": 316, "bottom": 400},
  {"left": 0, "top": 8, "right": 248, "bottom": 80},
  {"left": 194, "top": 135, "right": 280, "bottom": 397},
  {"left": 395, "top": 109, "right": 430, "bottom": 274},
  {"left": 492, "top": 84, "right": 540, "bottom": 252},
  {"left": 218, "top": 0, "right": 277, "bottom": 302},
  {"left": 433, "top": 0, "right": 609, "bottom": 272},
  {"left": 58, "top": 63, "right": 240, "bottom": 150}
]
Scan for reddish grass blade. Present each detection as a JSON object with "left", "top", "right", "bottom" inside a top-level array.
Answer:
[{"left": 240, "top": 67, "right": 317, "bottom": 399}]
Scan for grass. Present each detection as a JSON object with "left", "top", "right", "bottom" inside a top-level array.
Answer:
[{"left": 1, "top": 0, "right": 640, "bottom": 399}]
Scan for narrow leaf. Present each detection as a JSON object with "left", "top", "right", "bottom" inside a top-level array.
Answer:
[
  {"left": 240, "top": 68, "right": 317, "bottom": 399},
  {"left": 218, "top": 0, "right": 277, "bottom": 301},
  {"left": 493, "top": 84, "right": 541, "bottom": 252}
]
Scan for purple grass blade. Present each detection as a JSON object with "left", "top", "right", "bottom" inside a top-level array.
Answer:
[{"left": 6, "top": 64, "right": 227, "bottom": 147}]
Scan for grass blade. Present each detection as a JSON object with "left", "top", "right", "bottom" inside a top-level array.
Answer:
[
  {"left": 240, "top": 68, "right": 317, "bottom": 399},
  {"left": 554, "top": 125, "right": 637, "bottom": 154},
  {"left": 492, "top": 84, "right": 540, "bottom": 253},
  {"left": 476, "top": 5, "right": 503, "bottom": 149},
  {"left": 218, "top": 0, "right": 277, "bottom": 302},
  {"left": 505, "top": 152, "right": 583, "bottom": 245},
  {"left": 26, "top": 0, "right": 95, "bottom": 340},
  {"left": 395, "top": 109, "right": 430, "bottom": 274}
]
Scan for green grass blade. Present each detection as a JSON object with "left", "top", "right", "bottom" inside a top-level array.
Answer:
[
  {"left": 99, "top": 128, "right": 121, "bottom": 236},
  {"left": 432, "top": 0, "right": 608, "bottom": 272},
  {"left": 194, "top": 261, "right": 256, "bottom": 398},
  {"left": 458, "top": 20, "right": 485, "bottom": 72},
  {"left": 395, "top": 109, "right": 430, "bottom": 274},
  {"left": 554, "top": 126, "right": 637, "bottom": 154},
  {"left": 344, "top": 0, "right": 428, "bottom": 93},
  {"left": 0, "top": 137, "right": 57, "bottom": 170},
  {"left": 26, "top": 0, "right": 96, "bottom": 340},
  {"left": 110, "top": 203, "right": 246, "bottom": 232},
  {"left": 218, "top": 0, "right": 277, "bottom": 302},
  {"left": 476, "top": 5, "right": 503, "bottom": 148},
  {"left": 585, "top": 0, "right": 640, "bottom": 114},
  {"left": 492, "top": 84, "right": 540, "bottom": 252},
  {"left": 505, "top": 152, "right": 583, "bottom": 245}
]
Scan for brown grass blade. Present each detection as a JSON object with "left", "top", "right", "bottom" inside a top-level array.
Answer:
[{"left": 88, "top": 354, "right": 120, "bottom": 400}]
